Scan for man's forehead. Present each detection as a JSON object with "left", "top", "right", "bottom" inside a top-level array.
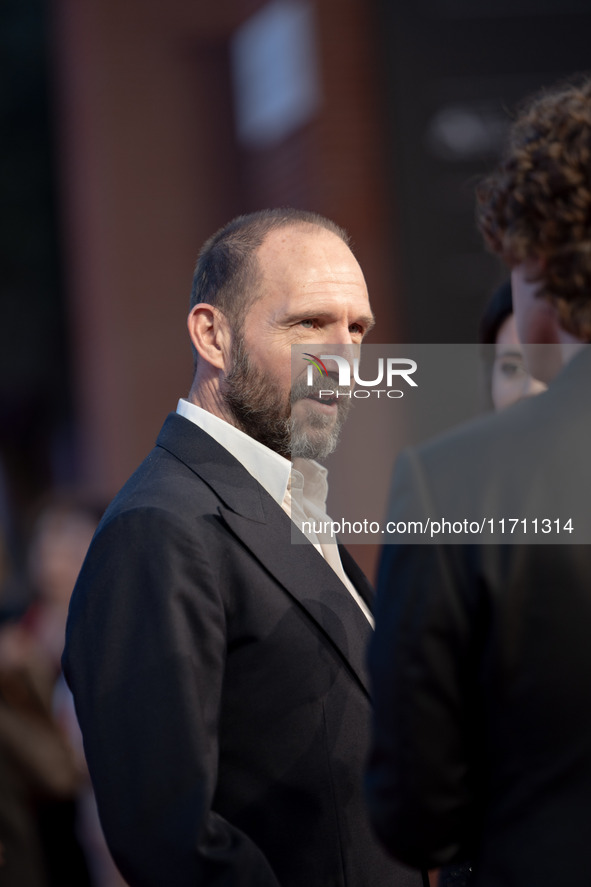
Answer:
[
  {"left": 256, "top": 223, "right": 350, "bottom": 265},
  {"left": 256, "top": 225, "right": 365, "bottom": 293},
  {"left": 249, "top": 223, "right": 370, "bottom": 318}
]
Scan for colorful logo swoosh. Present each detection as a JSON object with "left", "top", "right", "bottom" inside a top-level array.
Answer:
[{"left": 302, "top": 353, "right": 328, "bottom": 375}]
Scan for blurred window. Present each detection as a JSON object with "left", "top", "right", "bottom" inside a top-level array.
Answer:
[{"left": 231, "top": 0, "right": 321, "bottom": 148}]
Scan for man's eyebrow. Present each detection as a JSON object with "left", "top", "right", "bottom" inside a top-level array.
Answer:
[{"left": 281, "top": 310, "right": 376, "bottom": 330}]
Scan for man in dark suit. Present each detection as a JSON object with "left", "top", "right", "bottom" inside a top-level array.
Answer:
[
  {"left": 63, "top": 209, "right": 422, "bottom": 887},
  {"left": 367, "top": 80, "right": 591, "bottom": 887}
]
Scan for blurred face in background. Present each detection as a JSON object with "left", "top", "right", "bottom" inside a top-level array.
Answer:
[
  {"left": 29, "top": 506, "right": 97, "bottom": 609},
  {"left": 510, "top": 260, "right": 564, "bottom": 384},
  {"left": 492, "top": 313, "right": 547, "bottom": 411}
]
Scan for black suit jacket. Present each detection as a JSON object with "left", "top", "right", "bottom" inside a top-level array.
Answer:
[
  {"left": 367, "top": 348, "right": 591, "bottom": 887},
  {"left": 63, "top": 413, "right": 421, "bottom": 887}
]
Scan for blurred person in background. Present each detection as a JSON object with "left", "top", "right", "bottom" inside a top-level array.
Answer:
[
  {"left": 0, "top": 520, "right": 16, "bottom": 621},
  {"left": 0, "top": 459, "right": 24, "bottom": 622},
  {"left": 433, "top": 285, "right": 548, "bottom": 887},
  {"left": 0, "top": 496, "right": 95, "bottom": 886},
  {"left": 0, "top": 495, "right": 123, "bottom": 887},
  {"left": 23, "top": 498, "right": 101, "bottom": 672},
  {"left": 479, "top": 280, "right": 547, "bottom": 411},
  {"left": 367, "top": 77, "right": 591, "bottom": 887},
  {"left": 0, "top": 611, "right": 82, "bottom": 887}
]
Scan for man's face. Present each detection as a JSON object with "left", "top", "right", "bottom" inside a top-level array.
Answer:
[{"left": 222, "top": 225, "right": 373, "bottom": 460}]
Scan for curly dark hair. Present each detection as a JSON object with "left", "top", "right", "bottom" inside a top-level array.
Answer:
[{"left": 476, "top": 77, "right": 591, "bottom": 341}]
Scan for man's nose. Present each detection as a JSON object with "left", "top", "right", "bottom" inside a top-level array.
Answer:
[
  {"left": 312, "top": 343, "right": 360, "bottom": 382},
  {"left": 317, "top": 342, "right": 359, "bottom": 365},
  {"left": 330, "top": 323, "right": 357, "bottom": 345}
]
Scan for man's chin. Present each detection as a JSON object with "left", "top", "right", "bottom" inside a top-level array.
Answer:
[
  {"left": 290, "top": 397, "right": 349, "bottom": 459},
  {"left": 290, "top": 422, "right": 339, "bottom": 461},
  {"left": 292, "top": 396, "right": 340, "bottom": 425}
]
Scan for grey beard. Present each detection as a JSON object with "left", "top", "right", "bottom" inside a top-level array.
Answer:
[{"left": 222, "top": 339, "right": 351, "bottom": 461}]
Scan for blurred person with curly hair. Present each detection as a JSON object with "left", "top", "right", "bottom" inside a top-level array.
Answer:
[
  {"left": 477, "top": 77, "right": 591, "bottom": 370},
  {"left": 367, "top": 77, "right": 591, "bottom": 887}
]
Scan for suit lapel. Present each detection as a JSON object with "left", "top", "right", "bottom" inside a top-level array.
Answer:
[
  {"left": 156, "top": 413, "right": 373, "bottom": 696},
  {"left": 219, "top": 500, "right": 373, "bottom": 697},
  {"left": 339, "top": 544, "right": 375, "bottom": 610}
]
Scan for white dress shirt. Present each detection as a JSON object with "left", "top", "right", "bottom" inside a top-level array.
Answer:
[{"left": 176, "top": 398, "right": 373, "bottom": 625}]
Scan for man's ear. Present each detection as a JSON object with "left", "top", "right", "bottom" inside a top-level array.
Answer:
[{"left": 187, "top": 304, "right": 232, "bottom": 371}]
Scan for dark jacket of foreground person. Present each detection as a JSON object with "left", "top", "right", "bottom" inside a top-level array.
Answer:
[{"left": 367, "top": 347, "right": 591, "bottom": 887}]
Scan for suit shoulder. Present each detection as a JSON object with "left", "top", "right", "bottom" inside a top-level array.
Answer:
[
  {"left": 418, "top": 392, "right": 544, "bottom": 465},
  {"left": 389, "top": 391, "right": 559, "bottom": 523},
  {"left": 103, "top": 443, "right": 219, "bottom": 523}
]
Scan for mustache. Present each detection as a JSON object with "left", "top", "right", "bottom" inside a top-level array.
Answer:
[{"left": 290, "top": 371, "right": 352, "bottom": 404}]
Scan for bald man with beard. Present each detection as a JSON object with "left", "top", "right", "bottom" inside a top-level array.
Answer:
[{"left": 64, "top": 208, "right": 424, "bottom": 887}]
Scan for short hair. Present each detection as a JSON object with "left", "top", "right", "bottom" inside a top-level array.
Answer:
[
  {"left": 189, "top": 209, "right": 351, "bottom": 342},
  {"left": 479, "top": 280, "right": 514, "bottom": 410},
  {"left": 476, "top": 77, "right": 591, "bottom": 341},
  {"left": 479, "top": 280, "right": 513, "bottom": 345}
]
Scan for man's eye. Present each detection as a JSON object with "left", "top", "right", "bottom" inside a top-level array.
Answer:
[
  {"left": 300, "top": 319, "right": 316, "bottom": 328},
  {"left": 349, "top": 323, "right": 364, "bottom": 335}
]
